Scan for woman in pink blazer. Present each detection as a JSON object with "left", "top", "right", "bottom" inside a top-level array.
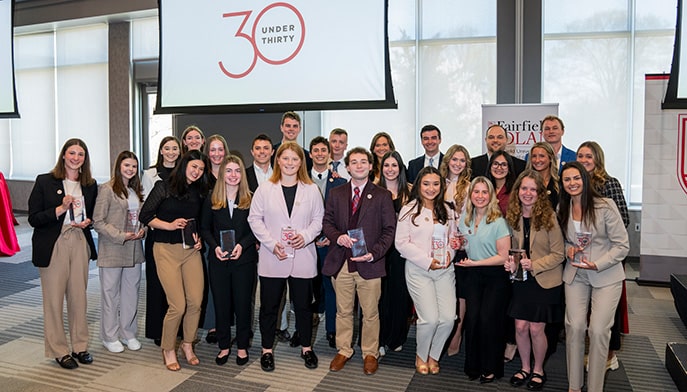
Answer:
[{"left": 248, "top": 142, "right": 324, "bottom": 372}]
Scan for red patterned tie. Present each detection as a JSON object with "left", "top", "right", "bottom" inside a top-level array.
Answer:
[{"left": 351, "top": 187, "right": 360, "bottom": 214}]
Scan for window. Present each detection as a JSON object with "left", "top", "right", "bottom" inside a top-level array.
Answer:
[{"left": 543, "top": 0, "right": 675, "bottom": 204}]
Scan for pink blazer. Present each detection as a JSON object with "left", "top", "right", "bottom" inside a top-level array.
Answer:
[{"left": 248, "top": 180, "right": 324, "bottom": 278}]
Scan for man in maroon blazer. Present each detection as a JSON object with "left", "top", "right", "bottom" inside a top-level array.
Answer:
[{"left": 322, "top": 147, "right": 396, "bottom": 375}]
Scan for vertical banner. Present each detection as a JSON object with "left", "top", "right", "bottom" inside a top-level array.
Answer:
[
  {"left": 481, "top": 103, "right": 559, "bottom": 159},
  {"left": 0, "top": 0, "right": 17, "bottom": 118}
]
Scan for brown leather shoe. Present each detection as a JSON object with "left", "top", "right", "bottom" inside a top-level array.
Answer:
[
  {"left": 363, "top": 355, "right": 378, "bottom": 375},
  {"left": 329, "top": 353, "right": 350, "bottom": 371}
]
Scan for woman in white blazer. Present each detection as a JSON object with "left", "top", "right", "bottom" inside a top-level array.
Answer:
[
  {"left": 93, "top": 151, "right": 145, "bottom": 353},
  {"left": 558, "top": 162, "right": 629, "bottom": 392},
  {"left": 395, "top": 166, "right": 456, "bottom": 375},
  {"left": 248, "top": 142, "right": 324, "bottom": 372}
]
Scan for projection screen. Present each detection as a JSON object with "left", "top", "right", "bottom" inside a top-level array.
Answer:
[
  {"left": 157, "top": 0, "right": 397, "bottom": 114},
  {"left": 0, "top": 0, "right": 18, "bottom": 118}
]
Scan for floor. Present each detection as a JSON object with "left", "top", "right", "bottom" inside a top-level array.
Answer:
[{"left": 0, "top": 214, "right": 684, "bottom": 391}]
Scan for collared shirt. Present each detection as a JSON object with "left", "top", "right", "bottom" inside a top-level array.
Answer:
[
  {"left": 424, "top": 152, "right": 441, "bottom": 169},
  {"left": 350, "top": 180, "right": 368, "bottom": 199},
  {"left": 253, "top": 164, "right": 272, "bottom": 186},
  {"left": 311, "top": 168, "right": 328, "bottom": 197},
  {"left": 331, "top": 158, "right": 351, "bottom": 180},
  {"left": 554, "top": 145, "right": 562, "bottom": 169}
]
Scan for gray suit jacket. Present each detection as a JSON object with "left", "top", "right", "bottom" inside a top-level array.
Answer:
[
  {"left": 561, "top": 198, "right": 629, "bottom": 287},
  {"left": 93, "top": 182, "right": 145, "bottom": 268}
]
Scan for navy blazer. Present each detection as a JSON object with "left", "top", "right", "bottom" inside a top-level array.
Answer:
[
  {"left": 322, "top": 181, "right": 396, "bottom": 279},
  {"left": 309, "top": 170, "right": 347, "bottom": 201},
  {"left": 28, "top": 173, "right": 98, "bottom": 267},
  {"left": 200, "top": 197, "right": 257, "bottom": 268},
  {"left": 470, "top": 153, "right": 526, "bottom": 179},
  {"left": 407, "top": 153, "right": 444, "bottom": 184}
]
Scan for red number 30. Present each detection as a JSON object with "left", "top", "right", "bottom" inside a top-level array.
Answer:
[{"left": 218, "top": 2, "right": 305, "bottom": 79}]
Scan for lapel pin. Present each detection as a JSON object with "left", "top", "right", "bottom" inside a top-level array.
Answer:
[
  {"left": 366, "top": 194, "right": 372, "bottom": 199},
  {"left": 57, "top": 189, "right": 63, "bottom": 195}
]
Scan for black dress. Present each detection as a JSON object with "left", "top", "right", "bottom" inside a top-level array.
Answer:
[{"left": 507, "top": 218, "right": 563, "bottom": 323}]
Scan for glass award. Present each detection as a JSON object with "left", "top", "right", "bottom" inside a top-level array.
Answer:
[
  {"left": 281, "top": 226, "right": 296, "bottom": 258},
  {"left": 181, "top": 218, "right": 197, "bottom": 249},
  {"left": 509, "top": 248, "right": 527, "bottom": 281},
  {"left": 432, "top": 224, "right": 448, "bottom": 266},
  {"left": 572, "top": 231, "right": 592, "bottom": 266},
  {"left": 69, "top": 195, "right": 86, "bottom": 224},
  {"left": 220, "top": 229, "right": 236, "bottom": 253},
  {"left": 347, "top": 227, "right": 368, "bottom": 258},
  {"left": 125, "top": 208, "right": 140, "bottom": 233}
]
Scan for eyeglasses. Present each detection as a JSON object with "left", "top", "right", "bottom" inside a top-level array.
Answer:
[{"left": 491, "top": 161, "right": 508, "bottom": 169}]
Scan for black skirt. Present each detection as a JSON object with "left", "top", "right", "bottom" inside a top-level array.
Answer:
[{"left": 507, "top": 276, "right": 563, "bottom": 323}]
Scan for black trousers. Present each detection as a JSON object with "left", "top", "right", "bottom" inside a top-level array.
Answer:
[
  {"left": 144, "top": 237, "right": 168, "bottom": 340},
  {"left": 463, "top": 266, "right": 510, "bottom": 378},
  {"left": 209, "top": 260, "right": 257, "bottom": 350},
  {"left": 259, "top": 276, "right": 313, "bottom": 349},
  {"left": 379, "top": 248, "right": 412, "bottom": 350}
]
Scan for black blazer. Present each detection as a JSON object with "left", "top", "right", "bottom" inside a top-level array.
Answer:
[
  {"left": 407, "top": 153, "right": 444, "bottom": 184},
  {"left": 199, "top": 197, "right": 257, "bottom": 268},
  {"left": 245, "top": 165, "right": 259, "bottom": 193},
  {"left": 28, "top": 173, "right": 98, "bottom": 267},
  {"left": 471, "top": 153, "right": 526, "bottom": 179}
]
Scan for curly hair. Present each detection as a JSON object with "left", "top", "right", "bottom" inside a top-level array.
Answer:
[
  {"left": 506, "top": 170, "right": 555, "bottom": 231},
  {"left": 440, "top": 144, "right": 472, "bottom": 211}
]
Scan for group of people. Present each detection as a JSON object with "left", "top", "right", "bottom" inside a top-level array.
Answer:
[{"left": 27, "top": 112, "right": 629, "bottom": 392}]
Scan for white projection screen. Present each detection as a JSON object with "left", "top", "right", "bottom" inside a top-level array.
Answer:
[
  {"left": 0, "top": 0, "right": 18, "bottom": 118},
  {"left": 157, "top": 0, "right": 397, "bottom": 114}
]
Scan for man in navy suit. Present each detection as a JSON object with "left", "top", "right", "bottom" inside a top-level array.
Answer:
[
  {"left": 271, "top": 111, "right": 313, "bottom": 171},
  {"left": 245, "top": 134, "right": 274, "bottom": 193},
  {"left": 322, "top": 147, "right": 396, "bottom": 375},
  {"left": 471, "top": 124, "right": 526, "bottom": 179},
  {"left": 308, "top": 136, "right": 347, "bottom": 348},
  {"left": 407, "top": 124, "right": 444, "bottom": 183}
]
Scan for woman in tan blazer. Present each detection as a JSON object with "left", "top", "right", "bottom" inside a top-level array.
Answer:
[
  {"left": 558, "top": 162, "right": 629, "bottom": 392},
  {"left": 504, "top": 170, "right": 564, "bottom": 391},
  {"left": 93, "top": 151, "right": 145, "bottom": 353}
]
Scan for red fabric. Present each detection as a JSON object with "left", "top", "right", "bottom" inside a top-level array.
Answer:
[
  {"left": 0, "top": 171, "right": 20, "bottom": 256},
  {"left": 619, "top": 280, "right": 629, "bottom": 334}
]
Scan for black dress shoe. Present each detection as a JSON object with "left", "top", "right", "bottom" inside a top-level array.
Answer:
[
  {"left": 479, "top": 374, "right": 495, "bottom": 384},
  {"left": 289, "top": 331, "right": 301, "bottom": 347},
  {"left": 275, "top": 329, "right": 291, "bottom": 342},
  {"left": 215, "top": 351, "right": 229, "bottom": 366},
  {"left": 56, "top": 354, "right": 78, "bottom": 369},
  {"left": 526, "top": 372, "right": 546, "bottom": 391},
  {"left": 206, "top": 330, "right": 218, "bottom": 344},
  {"left": 236, "top": 353, "right": 249, "bottom": 366},
  {"left": 71, "top": 351, "right": 93, "bottom": 364},
  {"left": 326, "top": 332, "right": 336, "bottom": 349},
  {"left": 301, "top": 350, "right": 318, "bottom": 369},
  {"left": 510, "top": 369, "right": 530, "bottom": 387},
  {"left": 260, "top": 352, "right": 275, "bottom": 372}
]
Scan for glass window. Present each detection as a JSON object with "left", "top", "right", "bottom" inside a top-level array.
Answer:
[
  {"left": 544, "top": 0, "right": 628, "bottom": 34},
  {"left": 422, "top": 0, "right": 496, "bottom": 38},
  {"left": 636, "top": 0, "right": 678, "bottom": 30}
]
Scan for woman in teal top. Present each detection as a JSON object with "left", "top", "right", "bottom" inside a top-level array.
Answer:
[{"left": 456, "top": 176, "right": 510, "bottom": 383}]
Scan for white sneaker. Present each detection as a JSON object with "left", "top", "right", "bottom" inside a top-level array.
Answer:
[
  {"left": 103, "top": 340, "right": 125, "bottom": 353},
  {"left": 121, "top": 338, "right": 142, "bottom": 351},
  {"left": 607, "top": 354, "right": 619, "bottom": 371},
  {"left": 378, "top": 346, "right": 386, "bottom": 357}
]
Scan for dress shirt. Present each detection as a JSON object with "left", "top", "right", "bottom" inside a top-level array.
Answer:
[
  {"left": 253, "top": 164, "right": 272, "bottom": 186},
  {"left": 425, "top": 153, "right": 441, "bottom": 169}
]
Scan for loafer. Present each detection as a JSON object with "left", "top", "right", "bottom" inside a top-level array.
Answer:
[
  {"left": 260, "top": 352, "right": 275, "bottom": 372},
  {"left": 236, "top": 353, "right": 249, "bottom": 366},
  {"left": 56, "top": 354, "right": 79, "bottom": 369},
  {"left": 510, "top": 369, "right": 530, "bottom": 387},
  {"left": 120, "top": 338, "right": 141, "bottom": 351},
  {"left": 326, "top": 332, "right": 336, "bottom": 349},
  {"left": 329, "top": 353, "right": 350, "bottom": 371},
  {"left": 102, "top": 340, "right": 124, "bottom": 353},
  {"left": 205, "top": 330, "right": 217, "bottom": 344},
  {"left": 215, "top": 351, "right": 230, "bottom": 366},
  {"left": 526, "top": 372, "right": 546, "bottom": 391},
  {"left": 301, "top": 350, "right": 318, "bottom": 369},
  {"left": 275, "top": 329, "right": 291, "bottom": 342},
  {"left": 71, "top": 351, "right": 93, "bottom": 364},
  {"left": 363, "top": 355, "right": 378, "bottom": 375}
]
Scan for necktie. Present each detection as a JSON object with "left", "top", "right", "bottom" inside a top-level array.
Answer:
[
  {"left": 429, "top": 157, "right": 434, "bottom": 167},
  {"left": 317, "top": 173, "right": 322, "bottom": 179},
  {"left": 332, "top": 161, "right": 340, "bottom": 172},
  {"left": 352, "top": 187, "right": 360, "bottom": 214}
]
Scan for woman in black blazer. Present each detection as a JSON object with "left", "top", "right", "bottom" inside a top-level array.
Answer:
[
  {"left": 200, "top": 155, "right": 258, "bottom": 366},
  {"left": 28, "top": 138, "right": 98, "bottom": 370}
]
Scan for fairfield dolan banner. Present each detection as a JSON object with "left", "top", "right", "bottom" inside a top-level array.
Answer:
[{"left": 481, "top": 104, "right": 559, "bottom": 159}]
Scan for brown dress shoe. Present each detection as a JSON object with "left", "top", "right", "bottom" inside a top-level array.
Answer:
[
  {"left": 363, "top": 355, "right": 378, "bottom": 375},
  {"left": 329, "top": 353, "right": 350, "bottom": 371}
]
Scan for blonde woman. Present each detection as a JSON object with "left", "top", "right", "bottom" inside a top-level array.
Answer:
[{"left": 525, "top": 142, "right": 559, "bottom": 209}]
